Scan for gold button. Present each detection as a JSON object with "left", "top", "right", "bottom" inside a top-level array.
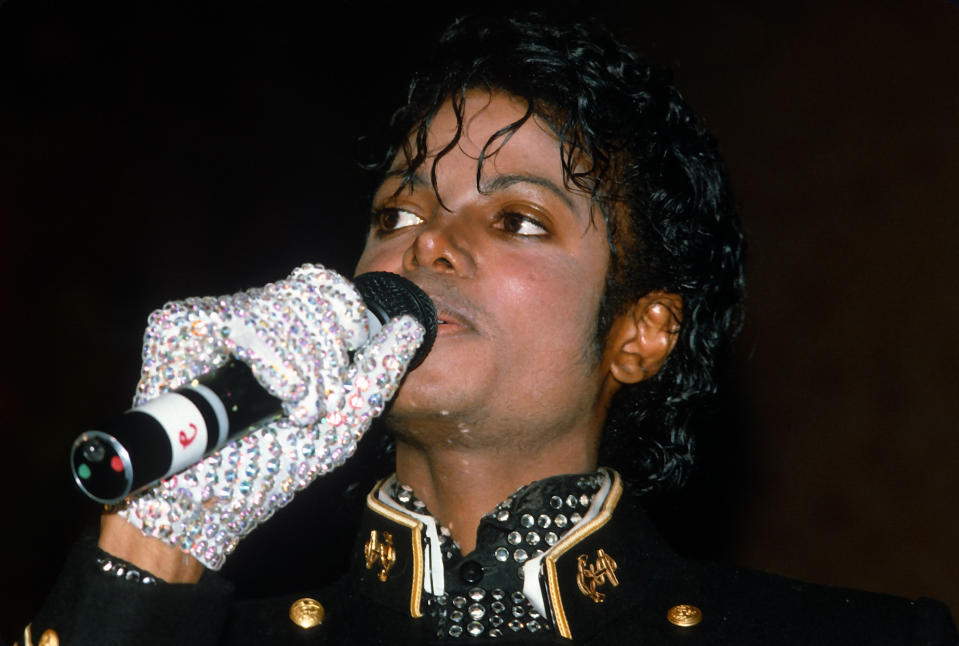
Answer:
[
  {"left": 667, "top": 604, "right": 703, "bottom": 627},
  {"left": 289, "top": 597, "right": 325, "bottom": 629},
  {"left": 38, "top": 629, "right": 60, "bottom": 646}
]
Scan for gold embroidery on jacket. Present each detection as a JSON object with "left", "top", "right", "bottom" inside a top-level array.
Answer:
[
  {"left": 364, "top": 530, "right": 396, "bottom": 582},
  {"left": 576, "top": 549, "right": 619, "bottom": 602}
]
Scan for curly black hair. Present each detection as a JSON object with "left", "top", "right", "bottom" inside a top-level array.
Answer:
[{"left": 366, "top": 11, "right": 745, "bottom": 492}]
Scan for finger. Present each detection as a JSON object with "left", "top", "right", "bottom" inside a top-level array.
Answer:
[
  {"left": 136, "top": 297, "right": 231, "bottom": 404},
  {"left": 289, "top": 264, "right": 368, "bottom": 348},
  {"left": 345, "top": 315, "right": 426, "bottom": 418}
]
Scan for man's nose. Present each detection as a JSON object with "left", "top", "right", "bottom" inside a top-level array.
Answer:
[{"left": 402, "top": 214, "right": 475, "bottom": 277}]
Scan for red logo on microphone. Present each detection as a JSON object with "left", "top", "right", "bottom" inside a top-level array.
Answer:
[{"left": 179, "top": 423, "right": 198, "bottom": 448}]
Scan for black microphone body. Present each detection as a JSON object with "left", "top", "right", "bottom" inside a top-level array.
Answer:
[{"left": 71, "top": 272, "right": 436, "bottom": 505}]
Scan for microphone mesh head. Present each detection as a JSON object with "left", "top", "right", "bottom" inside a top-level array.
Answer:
[{"left": 353, "top": 272, "right": 437, "bottom": 369}]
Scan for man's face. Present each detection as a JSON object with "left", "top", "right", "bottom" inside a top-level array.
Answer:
[{"left": 355, "top": 91, "right": 616, "bottom": 450}]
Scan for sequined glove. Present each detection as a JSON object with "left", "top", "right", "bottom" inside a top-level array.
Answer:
[{"left": 117, "top": 264, "right": 424, "bottom": 569}]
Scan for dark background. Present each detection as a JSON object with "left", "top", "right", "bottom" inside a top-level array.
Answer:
[{"left": 2, "top": 0, "right": 958, "bottom": 639}]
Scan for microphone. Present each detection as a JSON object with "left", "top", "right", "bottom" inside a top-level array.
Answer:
[{"left": 70, "top": 272, "right": 436, "bottom": 505}]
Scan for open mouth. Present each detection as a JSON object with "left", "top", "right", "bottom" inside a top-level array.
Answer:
[
  {"left": 435, "top": 315, "right": 460, "bottom": 331},
  {"left": 432, "top": 308, "right": 472, "bottom": 334},
  {"left": 426, "top": 291, "right": 477, "bottom": 334}
]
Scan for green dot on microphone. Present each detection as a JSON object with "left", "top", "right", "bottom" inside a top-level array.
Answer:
[{"left": 77, "top": 463, "right": 92, "bottom": 480}]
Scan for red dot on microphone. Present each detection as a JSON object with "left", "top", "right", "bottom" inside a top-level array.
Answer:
[{"left": 110, "top": 456, "right": 124, "bottom": 472}]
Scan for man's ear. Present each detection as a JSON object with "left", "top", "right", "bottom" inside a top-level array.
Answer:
[{"left": 605, "top": 292, "right": 682, "bottom": 385}]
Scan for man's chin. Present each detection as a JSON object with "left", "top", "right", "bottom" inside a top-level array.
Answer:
[{"left": 382, "top": 383, "right": 476, "bottom": 429}]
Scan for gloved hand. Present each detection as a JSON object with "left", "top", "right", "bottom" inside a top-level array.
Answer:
[{"left": 117, "top": 264, "right": 424, "bottom": 570}]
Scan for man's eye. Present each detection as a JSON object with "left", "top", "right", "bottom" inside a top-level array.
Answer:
[
  {"left": 374, "top": 208, "right": 423, "bottom": 232},
  {"left": 496, "top": 212, "right": 549, "bottom": 236}
]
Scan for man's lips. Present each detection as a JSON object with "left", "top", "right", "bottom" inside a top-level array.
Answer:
[
  {"left": 428, "top": 296, "right": 476, "bottom": 335},
  {"left": 434, "top": 310, "right": 470, "bottom": 334}
]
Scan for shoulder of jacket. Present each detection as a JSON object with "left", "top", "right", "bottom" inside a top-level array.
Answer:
[{"left": 600, "top": 557, "right": 958, "bottom": 646}]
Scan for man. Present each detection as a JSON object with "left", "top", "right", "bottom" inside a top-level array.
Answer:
[{"left": 24, "top": 11, "right": 956, "bottom": 645}]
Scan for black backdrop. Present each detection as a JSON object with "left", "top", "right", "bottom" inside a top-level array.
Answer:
[{"left": 2, "top": 0, "right": 958, "bottom": 639}]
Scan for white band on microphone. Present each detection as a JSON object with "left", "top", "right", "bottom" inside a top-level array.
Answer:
[
  {"left": 183, "top": 383, "right": 230, "bottom": 449},
  {"left": 137, "top": 393, "right": 209, "bottom": 474}
]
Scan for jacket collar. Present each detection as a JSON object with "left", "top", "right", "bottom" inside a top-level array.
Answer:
[{"left": 351, "top": 469, "right": 678, "bottom": 641}]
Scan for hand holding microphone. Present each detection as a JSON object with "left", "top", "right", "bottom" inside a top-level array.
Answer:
[{"left": 74, "top": 264, "right": 434, "bottom": 570}]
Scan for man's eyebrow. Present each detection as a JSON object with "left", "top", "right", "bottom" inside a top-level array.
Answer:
[
  {"left": 378, "top": 168, "right": 429, "bottom": 192},
  {"left": 377, "top": 170, "right": 580, "bottom": 215},
  {"left": 481, "top": 173, "right": 577, "bottom": 213}
]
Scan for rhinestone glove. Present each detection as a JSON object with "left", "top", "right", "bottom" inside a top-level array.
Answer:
[{"left": 117, "top": 264, "right": 424, "bottom": 569}]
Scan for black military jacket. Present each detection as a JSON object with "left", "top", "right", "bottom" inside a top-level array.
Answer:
[{"left": 27, "top": 472, "right": 958, "bottom": 645}]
